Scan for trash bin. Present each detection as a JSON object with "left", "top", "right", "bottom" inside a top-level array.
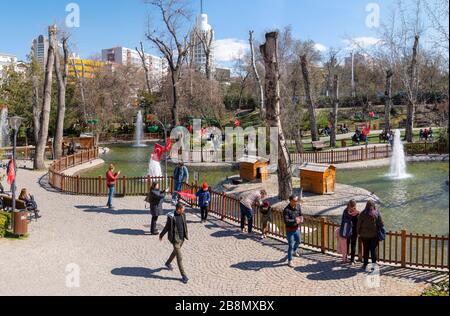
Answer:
[
  {"left": 341, "top": 140, "right": 347, "bottom": 148},
  {"left": 13, "top": 211, "right": 28, "bottom": 236}
]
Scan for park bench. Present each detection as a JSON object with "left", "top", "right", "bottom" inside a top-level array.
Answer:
[
  {"left": 312, "top": 141, "right": 326, "bottom": 151},
  {"left": 0, "top": 195, "right": 39, "bottom": 222}
]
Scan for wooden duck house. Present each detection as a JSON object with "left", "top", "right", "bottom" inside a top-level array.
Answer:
[
  {"left": 299, "top": 163, "right": 336, "bottom": 195},
  {"left": 239, "top": 156, "right": 269, "bottom": 182}
]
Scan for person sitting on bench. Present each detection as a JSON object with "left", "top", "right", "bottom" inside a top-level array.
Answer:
[{"left": 19, "top": 188, "right": 41, "bottom": 219}]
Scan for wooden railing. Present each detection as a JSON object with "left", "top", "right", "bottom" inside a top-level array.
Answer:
[
  {"left": 0, "top": 146, "right": 53, "bottom": 160},
  {"left": 47, "top": 148, "right": 449, "bottom": 271},
  {"left": 291, "top": 145, "right": 392, "bottom": 164},
  {"left": 99, "top": 133, "right": 163, "bottom": 143}
]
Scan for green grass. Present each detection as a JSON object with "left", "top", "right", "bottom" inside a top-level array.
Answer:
[{"left": 422, "top": 281, "right": 449, "bottom": 296}]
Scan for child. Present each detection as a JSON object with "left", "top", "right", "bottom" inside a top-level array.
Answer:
[
  {"left": 260, "top": 201, "right": 272, "bottom": 239},
  {"left": 196, "top": 183, "right": 211, "bottom": 223}
]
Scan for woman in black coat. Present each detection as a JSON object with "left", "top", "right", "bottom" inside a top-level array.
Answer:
[{"left": 147, "top": 182, "right": 167, "bottom": 235}]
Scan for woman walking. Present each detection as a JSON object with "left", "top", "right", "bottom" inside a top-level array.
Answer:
[
  {"left": 357, "top": 200, "right": 384, "bottom": 270},
  {"left": 147, "top": 182, "right": 167, "bottom": 235},
  {"left": 336, "top": 200, "right": 360, "bottom": 264},
  {"left": 106, "top": 164, "right": 120, "bottom": 209}
]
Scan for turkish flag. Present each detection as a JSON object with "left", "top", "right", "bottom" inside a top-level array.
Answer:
[
  {"left": 234, "top": 119, "right": 241, "bottom": 127},
  {"left": 165, "top": 138, "right": 171, "bottom": 153},
  {"left": 153, "top": 144, "right": 164, "bottom": 161},
  {"left": 7, "top": 159, "right": 15, "bottom": 185},
  {"left": 177, "top": 190, "right": 196, "bottom": 200}
]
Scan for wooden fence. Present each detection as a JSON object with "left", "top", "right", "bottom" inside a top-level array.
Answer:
[
  {"left": 99, "top": 133, "right": 163, "bottom": 143},
  {"left": 47, "top": 148, "right": 449, "bottom": 271},
  {"left": 0, "top": 146, "right": 53, "bottom": 160}
]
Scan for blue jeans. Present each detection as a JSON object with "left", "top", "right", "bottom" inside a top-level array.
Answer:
[
  {"left": 172, "top": 181, "right": 183, "bottom": 201},
  {"left": 287, "top": 229, "right": 301, "bottom": 261},
  {"left": 107, "top": 185, "right": 115, "bottom": 207},
  {"left": 240, "top": 204, "right": 253, "bottom": 233}
]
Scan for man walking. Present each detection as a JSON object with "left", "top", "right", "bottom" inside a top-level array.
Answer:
[
  {"left": 160, "top": 203, "right": 189, "bottom": 284},
  {"left": 283, "top": 195, "right": 303, "bottom": 268},
  {"left": 172, "top": 162, "right": 189, "bottom": 204},
  {"left": 239, "top": 190, "right": 267, "bottom": 234}
]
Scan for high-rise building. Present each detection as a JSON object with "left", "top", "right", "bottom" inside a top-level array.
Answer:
[
  {"left": 191, "top": 12, "right": 215, "bottom": 75},
  {"left": 68, "top": 55, "right": 106, "bottom": 79},
  {"left": 0, "top": 52, "right": 18, "bottom": 79},
  {"left": 101, "top": 47, "right": 167, "bottom": 80},
  {"left": 32, "top": 35, "right": 49, "bottom": 70}
]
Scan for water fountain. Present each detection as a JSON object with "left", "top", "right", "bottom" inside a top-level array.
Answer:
[
  {"left": 389, "top": 129, "right": 410, "bottom": 179},
  {"left": 134, "top": 111, "right": 146, "bottom": 147},
  {"left": 0, "top": 106, "right": 10, "bottom": 148}
]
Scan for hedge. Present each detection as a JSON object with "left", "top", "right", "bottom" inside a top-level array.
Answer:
[{"left": 0, "top": 212, "right": 11, "bottom": 238}]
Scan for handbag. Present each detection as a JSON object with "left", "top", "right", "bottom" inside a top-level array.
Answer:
[{"left": 376, "top": 216, "right": 386, "bottom": 241}]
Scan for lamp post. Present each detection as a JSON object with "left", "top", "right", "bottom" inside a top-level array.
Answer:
[{"left": 9, "top": 116, "right": 22, "bottom": 219}]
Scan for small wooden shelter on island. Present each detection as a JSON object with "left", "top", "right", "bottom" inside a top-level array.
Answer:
[
  {"left": 238, "top": 156, "right": 270, "bottom": 182},
  {"left": 299, "top": 163, "right": 336, "bottom": 195}
]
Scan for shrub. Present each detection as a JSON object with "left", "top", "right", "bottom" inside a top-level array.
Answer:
[
  {"left": 0, "top": 212, "right": 11, "bottom": 238},
  {"left": 422, "top": 281, "right": 449, "bottom": 296}
]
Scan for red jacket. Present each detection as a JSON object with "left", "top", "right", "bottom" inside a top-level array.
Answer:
[{"left": 106, "top": 171, "right": 119, "bottom": 186}]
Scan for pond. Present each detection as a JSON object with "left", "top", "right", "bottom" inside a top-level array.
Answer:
[
  {"left": 337, "top": 162, "right": 449, "bottom": 235},
  {"left": 79, "top": 144, "right": 238, "bottom": 189}
]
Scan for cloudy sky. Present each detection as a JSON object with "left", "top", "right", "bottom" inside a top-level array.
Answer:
[{"left": 0, "top": 0, "right": 419, "bottom": 67}]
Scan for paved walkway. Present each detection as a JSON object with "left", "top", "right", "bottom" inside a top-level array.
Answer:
[{"left": 0, "top": 162, "right": 446, "bottom": 296}]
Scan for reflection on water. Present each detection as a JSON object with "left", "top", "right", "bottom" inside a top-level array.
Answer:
[
  {"left": 80, "top": 144, "right": 238, "bottom": 189},
  {"left": 337, "top": 162, "right": 449, "bottom": 235}
]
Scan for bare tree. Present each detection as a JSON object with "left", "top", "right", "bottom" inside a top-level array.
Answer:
[
  {"left": 30, "top": 45, "right": 41, "bottom": 145},
  {"left": 53, "top": 33, "right": 70, "bottom": 159},
  {"left": 249, "top": 30, "right": 265, "bottom": 119},
  {"left": 71, "top": 58, "right": 87, "bottom": 123},
  {"left": 145, "top": 0, "right": 192, "bottom": 126},
  {"left": 330, "top": 74, "right": 339, "bottom": 148},
  {"left": 384, "top": 69, "right": 394, "bottom": 133},
  {"left": 34, "top": 25, "right": 56, "bottom": 170},
  {"left": 136, "top": 41, "right": 153, "bottom": 93},
  {"left": 260, "top": 31, "right": 292, "bottom": 200},
  {"left": 300, "top": 55, "right": 320, "bottom": 141}
]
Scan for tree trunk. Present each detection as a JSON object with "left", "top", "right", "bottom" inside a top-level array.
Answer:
[
  {"left": 295, "top": 130, "right": 304, "bottom": 153},
  {"left": 300, "top": 55, "right": 320, "bottom": 142},
  {"left": 330, "top": 74, "right": 339, "bottom": 148},
  {"left": 249, "top": 31, "right": 265, "bottom": 119},
  {"left": 384, "top": 69, "right": 394, "bottom": 133},
  {"left": 34, "top": 25, "right": 56, "bottom": 170},
  {"left": 171, "top": 69, "right": 180, "bottom": 126},
  {"left": 31, "top": 54, "right": 41, "bottom": 146},
  {"left": 406, "top": 35, "right": 420, "bottom": 143},
  {"left": 53, "top": 37, "right": 69, "bottom": 159},
  {"left": 71, "top": 58, "right": 87, "bottom": 123},
  {"left": 260, "top": 32, "right": 292, "bottom": 200}
]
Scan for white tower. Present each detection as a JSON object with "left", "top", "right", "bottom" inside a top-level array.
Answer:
[{"left": 192, "top": 1, "right": 215, "bottom": 75}]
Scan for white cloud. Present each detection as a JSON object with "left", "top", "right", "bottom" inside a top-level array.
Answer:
[
  {"left": 343, "top": 37, "right": 381, "bottom": 50},
  {"left": 214, "top": 38, "right": 249, "bottom": 62},
  {"left": 314, "top": 43, "right": 328, "bottom": 52}
]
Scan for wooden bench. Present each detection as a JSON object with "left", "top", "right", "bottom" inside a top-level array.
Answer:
[
  {"left": 0, "top": 195, "right": 39, "bottom": 221},
  {"left": 312, "top": 141, "right": 326, "bottom": 151}
]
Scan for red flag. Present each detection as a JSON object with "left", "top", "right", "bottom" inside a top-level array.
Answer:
[
  {"left": 177, "top": 190, "right": 196, "bottom": 200},
  {"left": 164, "top": 138, "right": 171, "bottom": 153},
  {"left": 7, "top": 159, "right": 15, "bottom": 185},
  {"left": 234, "top": 119, "right": 241, "bottom": 127},
  {"left": 153, "top": 144, "right": 164, "bottom": 161}
]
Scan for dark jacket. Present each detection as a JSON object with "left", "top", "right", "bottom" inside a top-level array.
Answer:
[
  {"left": 174, "top": 166, "right": 189, "bottom": 184},
  {"left": 196, "top": 190, "right": 211, "bottom": 208},
  {"left": 341, "top": 208, "right": 359, "bottom": 239},
  {"left": 148, "top": 189, "right": 165, "bottom": 217},
  {"left": 283, "top": 204, "right": 303, "bottom": 231},
  {"left": 357, "top": 210, "right": 384, "bottom": 239},
  {"left": 160, "top": 212, "right": 189, "bottom": 244}
]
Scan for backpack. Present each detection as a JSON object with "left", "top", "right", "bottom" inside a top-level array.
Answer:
[{"left": 339, "top": 211, "right": 353, "bottom": 239}]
